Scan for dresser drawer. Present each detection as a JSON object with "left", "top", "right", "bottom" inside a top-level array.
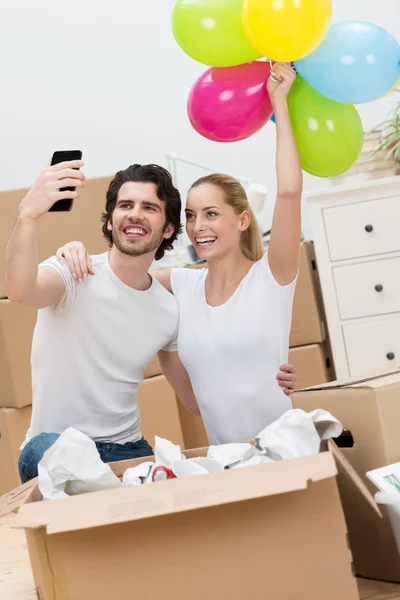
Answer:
[
  {"left": 323, "top": 195, "right": 400, "bottom": 261},
  {"left": 343, "top": 318, "right": 400, "bottom": 376},
  {"left": 333, "top": 257, "right": 400, "bottom": 320}
]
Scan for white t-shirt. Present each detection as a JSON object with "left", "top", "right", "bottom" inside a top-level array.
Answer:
[
  {"left": 23, "top": 252, "right": 178, "bottom": 448},
  {"left": 170, "top": 252, "right": 296, "bottom": 445}
]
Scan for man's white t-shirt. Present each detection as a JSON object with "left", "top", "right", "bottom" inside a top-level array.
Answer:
[
  {"left": 23, "top": 252, "right": 178, "bottom": 448},
  {"left": 170, "top": 252, "right": 296, "bottom": 445}
]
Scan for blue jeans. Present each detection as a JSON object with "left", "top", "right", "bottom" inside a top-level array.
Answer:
[{"left": 18, "top": 432, "right": 154, "bottom": 484}]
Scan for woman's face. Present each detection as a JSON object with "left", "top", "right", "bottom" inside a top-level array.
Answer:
[{"left": 185, "top": 183, "right": 249, "bottom": 261}]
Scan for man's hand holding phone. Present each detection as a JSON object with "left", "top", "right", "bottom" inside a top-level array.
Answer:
[{"left": 18, "top": 156, "right": 85, "bottom": 221}]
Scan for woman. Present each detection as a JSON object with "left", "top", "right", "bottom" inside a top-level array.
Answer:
[{"left": 57, "top": 63, "right": 302, "bottom": 445}]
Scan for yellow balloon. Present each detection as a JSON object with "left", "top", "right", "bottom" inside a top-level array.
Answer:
[{"left": 243, "top": 0, "right": 332, "bottom": 62}]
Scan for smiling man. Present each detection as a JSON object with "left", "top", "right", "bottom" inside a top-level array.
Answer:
[{"left": 5, "top": 161, "right": 201, "bottom": 482}]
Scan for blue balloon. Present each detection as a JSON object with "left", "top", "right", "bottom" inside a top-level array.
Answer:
[
  {"left": 270, "top": 113, "right": 276, "bottom": 124},
  {"left": 295, "top": 21, "right": 400, "bottom": 104}
]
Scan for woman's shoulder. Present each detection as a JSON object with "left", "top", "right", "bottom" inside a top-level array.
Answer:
[
  {"left": 171, "top": 264, "right": 207, "bottom": 295},
  {"left": 256, "top": 249, "right": 297, "bottom": 297}
]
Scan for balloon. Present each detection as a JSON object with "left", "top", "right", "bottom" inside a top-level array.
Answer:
[
  {"left": 381, "top": 77, "right": 400, "bottom": 99},
  {"left": 172, "top": 0, "right": 262, "bottom": 68},
  {"left": 295, "top": 21, "right": 400, "bottom": 104},
  {"left": 287, "top": 75, "right": 363, "bottom": 178},
  {"left": 188, "top": 62, "right": 273, "bottom": 142},
  {"left": 243, "top": 0, "right": 332, "bottom": 62}
]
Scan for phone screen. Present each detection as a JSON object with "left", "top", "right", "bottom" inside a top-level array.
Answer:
[{"left": 49, "top": 150, "right": 83, "bottom": 212}]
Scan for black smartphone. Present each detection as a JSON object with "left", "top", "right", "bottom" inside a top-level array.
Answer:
[{"left": 49, "top": 150, "right": 83, "bottom": 212}]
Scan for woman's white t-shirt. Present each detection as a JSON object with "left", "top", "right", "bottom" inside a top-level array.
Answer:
[{"left": 170, "top": 252, "right": 296, "bottom": 445}]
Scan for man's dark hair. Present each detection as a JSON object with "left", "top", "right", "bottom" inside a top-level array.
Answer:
[{"left": 101, "top": 164, "right": 182, "bottom": 260}]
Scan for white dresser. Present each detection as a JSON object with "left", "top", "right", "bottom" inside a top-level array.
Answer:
[{"left": 306, "top": 176, "right": 400, "bottom": 379}]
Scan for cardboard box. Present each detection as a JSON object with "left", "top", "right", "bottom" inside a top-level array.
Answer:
[
  {"left": 177, "top": 400, "right": 209, "bottom": 450},
  {"left": 144, "top": 354, "right": 162, "bottom": 378},
  {"left": 0, "top": 406, "right": 31, "bottom": 495},
  {"left": 292, "top": 370, "right": 400, "bottom": 582},
  {"left": 289, "top": 343, "right": 333, "bottom": 389},
  {"left": 290, "top": 241, "right": 326, "bottom": 347},
  {"left": 0, "top": 176, "right": 111, "bottom": 298},
  {"left": 0, "top": 300, "right": 37, "bottom": 408},
  {"left": 137, "top": 375, "right": 184, "bottom": 448},
  {"left": 1, "top": 444, "right": 362, "bottom": 600}
]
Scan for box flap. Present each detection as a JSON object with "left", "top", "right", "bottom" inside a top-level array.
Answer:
[
  {"left": 328, "top": 440, "right": 382, "bottom": 518},
  {"left": 15, "top": 451, "right": 337, "bottom": 535},
  {"left": 294, "top": 369, "right": 400, "bottom": 393},
  {"left": 0, "top": 478, "right": 38, "bottom": 518}
]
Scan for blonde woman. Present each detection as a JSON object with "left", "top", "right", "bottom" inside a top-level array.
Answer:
[{"left": 57, "top": 63, "right": 301, "bottom": 444}]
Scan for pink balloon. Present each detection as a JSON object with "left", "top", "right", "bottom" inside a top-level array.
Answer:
[{"left": 187, "top": 61, "right": 273, "bottom": 143}]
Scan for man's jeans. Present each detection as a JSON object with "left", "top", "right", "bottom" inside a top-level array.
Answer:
[{"left": 18, "top": 432, "right": 154, "bottom": 484}]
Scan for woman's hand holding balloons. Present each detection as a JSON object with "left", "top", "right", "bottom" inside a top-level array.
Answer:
[{"left": 267, "top": 63, "right": 296, "bottom": 103}]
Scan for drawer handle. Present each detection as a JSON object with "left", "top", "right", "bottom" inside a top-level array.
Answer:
[
  {"left": 387, "top": 352, "right": 395, "bottom": 361},
  {"left": 365, "top": 224, "right": 374, "bottom": 233},
  {"left": 375, "top": 284, "right": 383, "bottom": 292}
]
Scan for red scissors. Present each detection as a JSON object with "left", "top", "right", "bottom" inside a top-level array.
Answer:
[{"left": 152, "top": 466, "right": 177, "bottom": 482}]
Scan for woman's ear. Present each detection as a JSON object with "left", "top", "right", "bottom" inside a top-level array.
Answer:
[{"left": 239, "top": 210, "right": 251, "bottom": 232}]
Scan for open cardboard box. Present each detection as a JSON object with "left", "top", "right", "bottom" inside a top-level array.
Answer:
[
  {"left": 293, "top": 370, "right": 400, "bottom": 582},
  {"left": 0, "top": 441, "right": 378, "bottom": 600}
]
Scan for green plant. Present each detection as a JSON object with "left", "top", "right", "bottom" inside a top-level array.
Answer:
[{"left": 372, "top": 88, "right": 400, "bottom": 162}]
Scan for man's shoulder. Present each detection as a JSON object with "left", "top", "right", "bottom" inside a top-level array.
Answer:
[{"left": 90, "top": 252, "right": 108, "bottom": 268}]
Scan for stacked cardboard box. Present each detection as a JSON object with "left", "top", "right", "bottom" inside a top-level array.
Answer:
[
  {"left": 0, "top": 301, "right": 35, "bottom": 495},
  {"left": 289, "top": 240, "right": 334, "bottom": 387},
  {"left": 140, "top": 358, "right": 184, "bottom": 448},
  {"left": 0, "top": 177, "right": 112, "bottom": 494}
]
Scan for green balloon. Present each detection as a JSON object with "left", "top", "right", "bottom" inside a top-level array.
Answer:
[
  {"left": 172, "top": 0, "right": 262, "bottom": 68},
  {"left": 287, "top": 75, "right": 364, "bottom": 178}
]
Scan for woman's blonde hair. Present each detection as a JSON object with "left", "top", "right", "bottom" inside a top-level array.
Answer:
[{"left": 189, "top": 174, "right": 264, "bottom": 262}]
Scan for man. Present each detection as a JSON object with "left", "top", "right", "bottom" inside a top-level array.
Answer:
[{"left": 6, "top": 159, "right": 296, "bottom": 483}]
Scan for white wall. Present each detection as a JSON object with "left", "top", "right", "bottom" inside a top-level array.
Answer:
[{"left": 0, "top": 0, "right": 398, "bottom": 241}]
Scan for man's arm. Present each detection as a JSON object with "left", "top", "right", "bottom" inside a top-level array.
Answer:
[
  {"left": 158, "top": 350, "right": 201, "bottom": 416},
  {"left": 5, "top": 159, "right": 85, "bottom": 308},
  {"left": 6, "top": 216, "right": 65, "bottom": 307}
]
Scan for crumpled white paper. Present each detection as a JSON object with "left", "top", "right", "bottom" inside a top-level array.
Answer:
[
  {"left": 154, "top": 436, "right": 184, "bottom": 467},
  {"left": 40, "top": 409, "right": 344, "bottom": 496},
  {"left": 122, "top": 462, "right": 154, "bottom": 486},
  {"left": 38, "top": 427, "right": 122, "bottom": 500},
  {"left": 255, "top": 408, "right": 343, "bottom": 461},
  {"left": 207, "top": 443, "right": 257, "bottom": 468},
  {"left": 123, "top": 409, "right": 343, "bottom": 486},
  {"left": 172, "top": 457, "right": 223, "bottom": 477}
]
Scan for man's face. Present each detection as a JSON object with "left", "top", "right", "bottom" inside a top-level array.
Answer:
[{"left": 108, "top": 182, "right": 174, "bottom": 257}]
